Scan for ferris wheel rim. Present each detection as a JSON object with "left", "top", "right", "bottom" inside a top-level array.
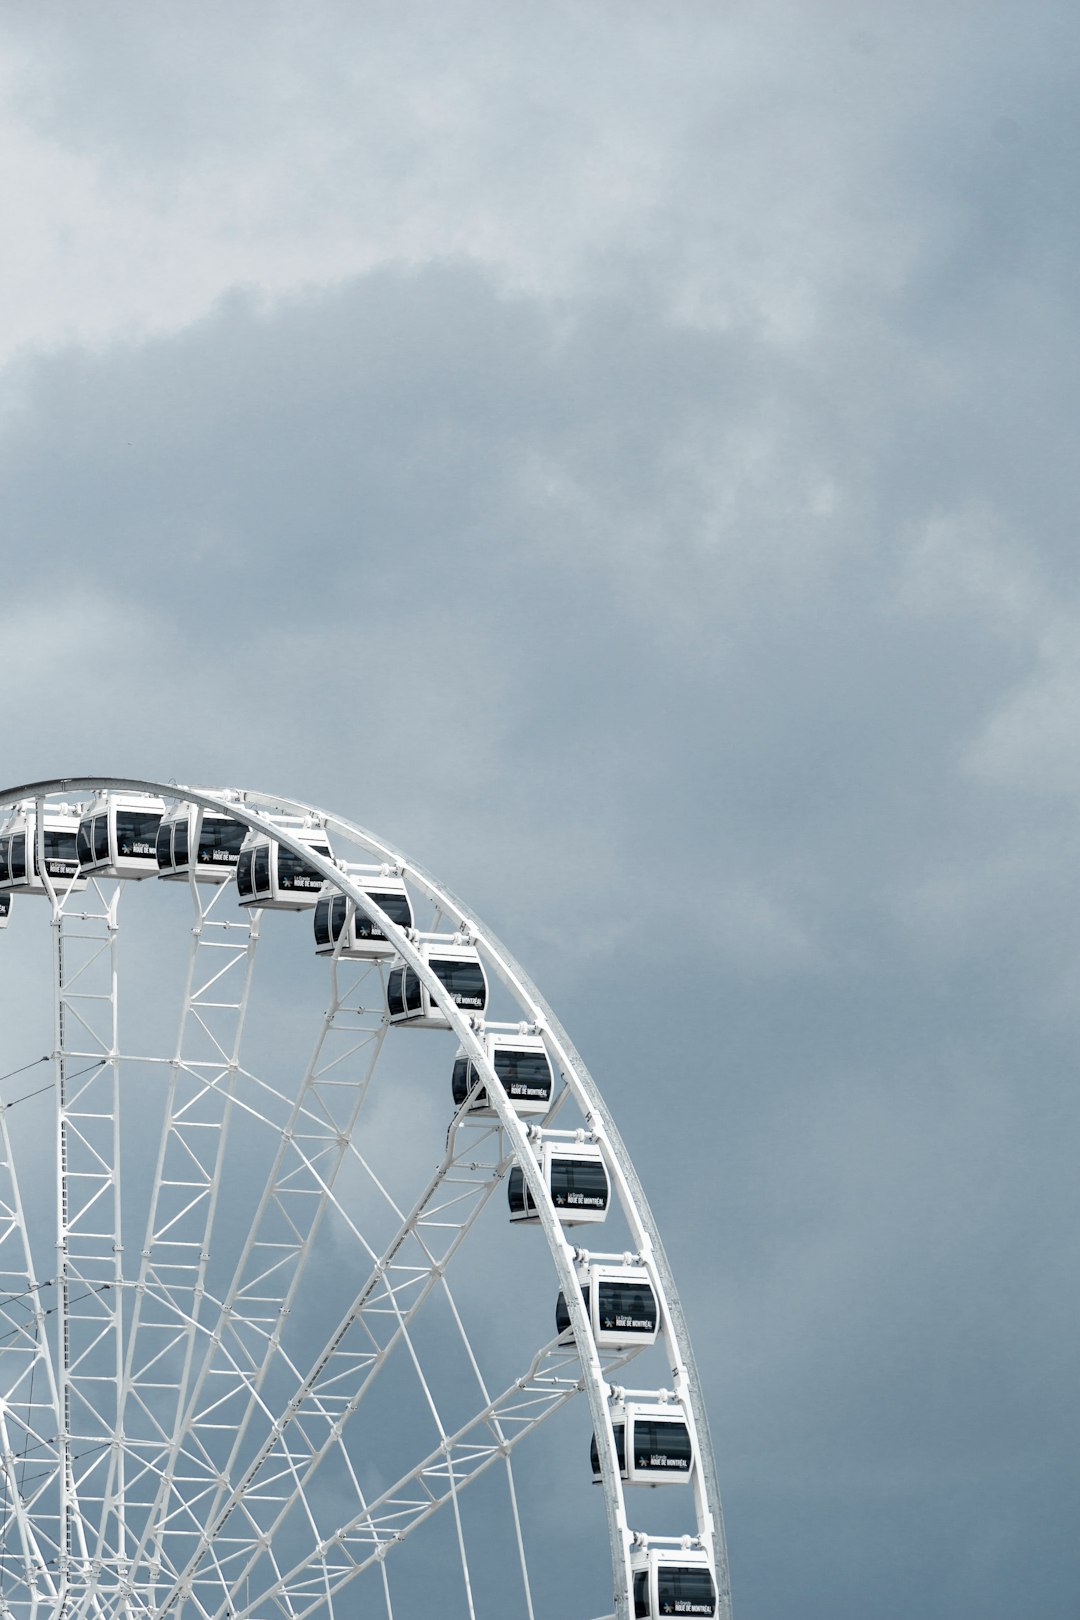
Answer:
[{"left": 0, "top": 775, "right": 731, "bottom": 1620}]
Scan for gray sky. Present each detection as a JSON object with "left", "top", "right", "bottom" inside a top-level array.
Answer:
[{"left": 1, "top": 4, "right": 1078, "bottom": 1616}]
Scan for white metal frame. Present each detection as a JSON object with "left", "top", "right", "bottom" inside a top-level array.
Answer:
[{"left": 0, "top": 777, "right": 732, "bottom": 1620}]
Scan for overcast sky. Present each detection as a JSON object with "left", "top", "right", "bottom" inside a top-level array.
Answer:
[{"left": 1, "top": 4, "right": 1078, "bottom": 1617}]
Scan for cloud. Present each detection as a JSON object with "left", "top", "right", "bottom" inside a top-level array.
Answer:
[{"left": 0, "top": 5, "right": 1079, "bottom": 1616}]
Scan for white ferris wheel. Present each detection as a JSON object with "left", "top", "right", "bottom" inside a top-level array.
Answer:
[{"left": 0, "top": 778, "right": 732, "bottom": 1620}]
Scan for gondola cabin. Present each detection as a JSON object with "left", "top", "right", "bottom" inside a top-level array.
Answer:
[
  {"left": 451, "top": 1033, "right": 553, "bottom": 1119},
  {"left": 78, "top": 793, "right": 165, "bottom": 880},
  {"left": 156, "top": 803, "right": 246, "bottom": 883},
  {"left": 591, "top": 1400, "right": 694, "bottom": 1487},
  {"left": 236, "top": 821, "right": 333, "bottom": 910},
  {"left": 0, "top": 804, "right": 86, "bottom": 898},
  {"left": 386, "top": 941, "right": 488, "bottom": 1029},
  {"left": 313, "top": 869, "right": 413, "bottom": 959},
  {"left": 556, "top": 1262, "right": 659, "bottom": 1350},
  {"left": 0, "top": 893, "right": 10, "bottom": 928},
  {"left": 507, "top": 1140, "right": 609, "bottom": 1226},
  {"left": 630, "top": 1547, "right": 717, "bottom": 1619}
]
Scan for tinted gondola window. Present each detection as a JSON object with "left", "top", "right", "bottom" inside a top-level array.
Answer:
[
  {"left": 197, "top": 818, "right": 244, "bottom": 868},
  {"left": 236, "top": 850, "right": 255, "bottom": 900},
  {"left": 355, "top": 890, "right": 411, "bottom": 939},
  {"left": 156, "top": 823, "right": 174, "bottom": 870},
  {"left": 403, "top": 968, "right": 423, "bottom": 1013},
  {"left": 314, "top": 895, "right": 348, "bottom": 947},
  {"left": 549, "top": 1158, "right": 608, "bottom": 1211},
  {"left": 555, "top": 1284, "right": 590, "bottom": 1337},
  {"left": 634, "top": 1573, "right": 649, "bottom": 1619},
  {"left": 431, "top": 958, "right": 486, "bottom": 1009},
  {"left": 173, "top": 819, "right": 189, "bottom": 867},
  {"left": 0, "top": 894, "right": 9, "bottom": 918},
  {"left": 598, "top": 1280, "right": 657, "bottom": 1336},
  {"left": 387, "top": 968, "right": 405, "bottom": 1018},
  {"left": 277, "top": 844, "right": 329, "bottom": 891},
  {"left": 451, "top": 1057, "right": 477, "bottom": 1109},
  {"left": 313, "top": 898, "right": 333, "bottom": 947},
  {"left": 655, "top": 1567, "right": 715, "bottom": 1616},
  {"left": 634, "top": 1420, "right": 692, "bottom": 1473},
  {"left": 507, "top": 1166, "right": 535, "bottom": 1215},
  {"left": 116, "top": 811, "right": 161, "bottom": 859},
  {"left": 93, "top": 817, "right": 110, "bottom": 863},
  {"left": 77, "top": 821, "right": 94, "bottom": 867},
  {"left": 0, "top": 838, "right": 10, "bottom": 884},
  {"left": 493, "top": 1049, "right": 551, "bottom": 1101},
  {"left": 253, "top": 845, "right": 271, "bottom": 895},
  {"left": 43, "top": 829, "right": 80, "bottom": 875},
  {"left": 590, "top": 1425, "right": 627, "bottom": 1477},
  {"left": 9, "top": 836, "right": 26, "bottom": 881}
]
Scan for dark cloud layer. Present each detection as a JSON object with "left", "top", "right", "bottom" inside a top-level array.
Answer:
[{"left": 1, "top": 5, "right": 1079, "bottom": 1617}]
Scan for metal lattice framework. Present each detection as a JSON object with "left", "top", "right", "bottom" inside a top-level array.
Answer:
[{"left": 0, "top": 777, "right": 732, "bottom": 1620}]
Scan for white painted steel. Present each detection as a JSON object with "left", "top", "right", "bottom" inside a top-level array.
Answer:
[{"left": 0, "top": 777, "right": 732, "bottom": 1620}]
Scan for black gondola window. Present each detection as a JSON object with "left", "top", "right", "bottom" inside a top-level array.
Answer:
[
  {"left": 77, "top": 822, "right": 94, "bottom": 867},
  {"left": 9, "top": 836, "right": 26, "bottom": 881},
  {"left": 452, "top": 1058, "right": 480, "bottom": 1109},
  {"left": 43, "top": 829, "right": 80, "bottom": 876},
  {"left": 93, "top": 817, "right": 110, "bottom": 863},
  {"left": 276, "top": 843, "right": 330, "bottom": 891},
  {"left": 253, "top": 845, "right": 271, "bottom": 895},
  {"left": 197, "top": 818, "right": 244, "bottom": 867},
  {"left": 655, "top": 1568, "right": 715, "bottom": 1616},
  {"left": 431, "top": 958, "right": 486, "bottom": 1010},
  {"left": 404, "top": 968, "right": 423, "bottom": 1013},
  {"left": 507, "top": 1166, "right": 536, "bottom": 1215},
  {"left": 355, "top": 891, "right": 412, "bottom": 939},
  {"left": 549, "top": 1158, "right": 608, "bottom": 1211},
  {"left": 634, "top": 1573, "right": 650, "bottom": 1619},
  {"left": 555, "top": 1284, "right": 590, "bottom": 1336},
  {"left": 331, "top": 895, "right": 347, "bottom": 939},
  {"left": 116, "top": 811, "right": 161, "bottom": 859},
  {"left": 173, "top": 819, "right": 189, "bottom": 867},
  {"left": 236, "top": 850, "right": 255, "bottom": 900},
  {"left": 493, "top": 1049, "right": 551, "bottom": 1101},
  {"left": 0, "top": 842, "right": 8, "bottom": 885},
  {"left": 156, "top": 822, "right": 174, "bottom": 870},
  {"left": 590, "top": 1425, "right": 627, "bottom": 1477},
  {"left": 314, "top": 898, "right": 333, "bottom": 947},
  {"left": 387, "top": 968, "right": 405, "bottom": 1018},
  {"left": 634, "top": 1420, "right": 692, "bottom": 1473},
  {"left": 598, "top": 1280, "right": 657, "bottom": 1336},
  {"left": 0, "top": 894, "right": 9, "bottom": 917}
]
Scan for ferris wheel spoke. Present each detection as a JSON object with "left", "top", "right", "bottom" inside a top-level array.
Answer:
[
  {"left": 216, "top": 1333, "right": 639, "bottom": 1620},
  {"left": 144, "top": 1107, "right": 509, "bottom": 1614},
  {"left": 125, "top": 968, "right": 389, "bottom": 1593},
  {"left": 51, "top": 884, "right": 131, "bottom": 1585},
  {"left": 92, "top": 891, "right": 261, "bottom": 1581},
  {"left": 0, "top": 1105, "right": 63, "bottom": 1604}
]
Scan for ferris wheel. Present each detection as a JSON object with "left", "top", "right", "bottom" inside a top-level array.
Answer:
[{"left": 0, "top": 777, "right": 732, "bottom": 1620}]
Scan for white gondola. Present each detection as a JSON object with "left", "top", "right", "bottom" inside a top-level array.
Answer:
[
  {"left": 235, "top": 820, "right": 333, "bottom": 910},
  {"left": 556, "top": 1261, "right": 659, "bottom": 1349},
  {"left": 0, "top": 804, "right": 86, "bottom": 897},
  {"left": 156, "top": 802, "right": 246, "bottom": 883},
  {"left": 630, "top": 1547, "right": 717, "bottom": 1619},
  {"left": 313, "top": 868, "right": 413, "bottom": 959},
  {"left": 591, "top": 1399, "right": 694, "bottom": 1487},
  {"left": 78, "top": 793, "right": 165, "bottom": 880},
  {"left": 451, "top": 1032, "right": 553, "bottom": 1118},
  {"left": 507, "top": 1139, "right": 609, "bottom": 1226},
  {"left": 386, "top": 940, "right": 488, "bottom": 1029}
]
